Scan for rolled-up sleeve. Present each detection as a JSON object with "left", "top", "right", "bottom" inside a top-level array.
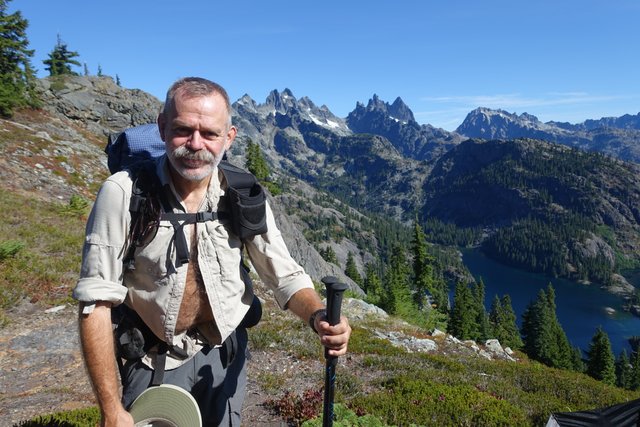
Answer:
[
  {"left": 246, "top": 200, "right": 315, "bottom": 309},
  {"left": 73, "top": 175, "right": 130, "bottom": 308}
]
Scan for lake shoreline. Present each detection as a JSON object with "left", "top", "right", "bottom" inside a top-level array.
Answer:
[{"left": 462, "top": 248, "right": 640, "bottom": 355}]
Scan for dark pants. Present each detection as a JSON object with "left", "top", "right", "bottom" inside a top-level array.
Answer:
[{"left": 121, "top": 329, "right": 248, "bottom": 427}]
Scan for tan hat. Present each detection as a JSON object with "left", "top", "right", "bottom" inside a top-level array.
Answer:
[{"left": 129, "top": 384, "right": 202, "bottom": 427}]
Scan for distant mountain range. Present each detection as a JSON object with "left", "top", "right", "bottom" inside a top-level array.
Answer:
[{"left": 456, "top": 107, "right": 640, "bottom": 163}]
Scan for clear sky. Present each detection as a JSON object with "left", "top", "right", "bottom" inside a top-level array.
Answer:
[{"left": 10, "top": 0, "right": 640, "bottom": 131}]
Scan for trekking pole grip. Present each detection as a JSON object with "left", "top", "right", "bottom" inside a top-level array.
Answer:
[{"left": 322, "top": 276, "right": 348, "bottom": 328}]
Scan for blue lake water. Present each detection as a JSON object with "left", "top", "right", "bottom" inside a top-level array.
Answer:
[{"left": 462, "top": 249, "right": 640, "bottom": 356}]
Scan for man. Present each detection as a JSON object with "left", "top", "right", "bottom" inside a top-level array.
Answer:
[{"left": 74, "top": 77, "right": 351, "bottom": 426}]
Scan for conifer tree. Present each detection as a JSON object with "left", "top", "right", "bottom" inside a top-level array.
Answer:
[
  {"left": 43, "top": 34, "right": 80, "bottom": 76},
  {"left": 382, "top": 244, "right": 413, "bottom": 316},
  {"left": 449, "top": 282, "right": 475, "bottom": 339},
  {"left": 411, "top": 219, "right": 432, "bottom": 308},
  {"left": 571, "top": 345, "right": 585, "bottom": 373},
  {"left": 586, "top": 327, "right": 616, "bottom": 385},
  {"left": 0, "top": 0, "right": 39, "bottom": 117},
  {"left": 521, "top": 284, "right": 574, "bottom": 369},
  {"left": 471, "top": 279, "right": 491, "bottom": 341},
  {"left": 320, "top": 245, "right": 337, "bottom": 264},
  {"left": 630, "top": 350, "right": 640, "bottom": 391},
  {"left": 245, "top": 139, "right": 269, "bottom": 181},
  {"left": 344, "top": 252, "right": 362, "bottom": 286},
  {"left": 616, "top": 349, "right": 632, "bottom": 390},
  {"left": 363, "top": 263, "right": 384, "bottom": 307},
  {"left": 410, "top": 219, "right": 448, "bottom": 313},
  {"left": 489, "top": 294, "right": 523, "bottom": 350},
  {"left": 245, "top": 138, "right": 282, "bottom": 194}
]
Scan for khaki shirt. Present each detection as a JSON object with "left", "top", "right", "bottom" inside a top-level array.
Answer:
[{"left": 73, "top": 156, "right": 314, "bottom": 368}]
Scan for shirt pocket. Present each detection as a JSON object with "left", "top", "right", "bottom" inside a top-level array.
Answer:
[
  {"left": 132, "top": 222, "right": 175, "bottom": 283},
  {"left": 204, "top": 220, "right": 243, "bottom": 282}
]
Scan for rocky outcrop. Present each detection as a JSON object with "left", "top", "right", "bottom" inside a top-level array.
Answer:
[{"left": 35, "top": 75, "right": 161, "bottom": 137}]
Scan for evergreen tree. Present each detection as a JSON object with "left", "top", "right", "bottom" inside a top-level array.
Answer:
[
  {"left": 471, "top": 279, "right": 491, "bottom": 341},
  {"left": 616, "top": 349, "right": 632, "bottom": 390},
  {"left": 571, "top": 345, "right": 585, "bottom": 372},
  {"left": 43, "top": 34, "right": 80, "bottom": 76},
  {"left": 489, "top": 294, "right": 523, "bottom": 350},
  {"left": 410, "top": 219, "right": 448, "bottom": 313},
  {"left": 382, "top": 244, "right": 413, "bottom": 317},
  {"left": 521, "top": 284, "right": 574, "bottom": 369},
  {"left": 411, "top": 219, "right": 432, "bottom": 308},
  {"left": 631, "top": 350, "right": 640, "bottom": 391},
  {"left": 245, "top": 139, "right": 269, "bottom": 181},
  {"left": 363, "top": 263, "right": 384, "bottom": 307},
  {"left": 0, "top": 0, "right": 39, "bottom": 117},
  {"left": 116, "top": 74, "right": 121, "bottom": 86},
  {"left": 97, "top": 63, "right": 103, "bottom": 76},
  {"left": 319, "top": 245, "right": 337, "bottom": 264},
  {"left": 344, "top": 251, "right": 362, "bottom": 286},
  {"left": 449, "top": 282, "right": 475, "bottom": 339},
  {"left": 83, "top": 62, "right": 89, "bottom": 76},
  {"left": 586, "top": 326, "right": 616, "bottom": 385},
  {"left": 245, "top": 139, "right": 281, "bottom": 194}
]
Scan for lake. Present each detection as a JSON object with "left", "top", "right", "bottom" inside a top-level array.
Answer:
[{"left": 462, "top": 249, "right": 640, "bottom": 356}]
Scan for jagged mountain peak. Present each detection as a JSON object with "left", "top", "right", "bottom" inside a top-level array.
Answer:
[
  {"left": 389, "top": 97, "right": 415, "bottom": 123},
  {"left": 362, "top": 94, "right": 415, "bottom": 123},
  {"left": 265, "top": 88, "right": 298, "bottom": 114},
  {"left": 235, "top": 88, "right": 349, "bottom": 135}
]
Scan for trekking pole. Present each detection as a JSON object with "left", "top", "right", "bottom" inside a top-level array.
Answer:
[{"left": 321, "top": 276, "right": 348, "bottom": 427}]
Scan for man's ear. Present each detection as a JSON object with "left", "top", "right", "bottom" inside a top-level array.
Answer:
[
  {"left": 225, "top": 126, "right": 237, "bottom": 151},
  {"left": 157, "top": 114, "right": 166, "bottom": 141}
]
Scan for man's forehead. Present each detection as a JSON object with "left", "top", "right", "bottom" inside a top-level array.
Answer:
[{"left": 167, "top": 93, "right": 230, "bottom": 122}]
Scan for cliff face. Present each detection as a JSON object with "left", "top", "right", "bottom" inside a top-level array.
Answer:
[{"left": 36, "top": 75, "right": 162, "bottom": 136}]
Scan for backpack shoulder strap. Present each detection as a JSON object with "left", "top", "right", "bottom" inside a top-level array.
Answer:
[
  {"left": 123, "top": 161, "right": 167, "bottom": 270},
  {"left": 218, "top": 160, "right": 259, "bottom": 192},
  {"left": 218, "top": 160, "right": 268, "bottom": 239}
]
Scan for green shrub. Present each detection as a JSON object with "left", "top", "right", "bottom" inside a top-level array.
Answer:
[
  {"left": 302, "top": 403, "right": 387, "bottom": 426},
  {"left": 59, "top": 194, "right": 90, "bottom": 217},
  {"left": 0, "top": 240, "right": 25, "bottom": 261},
  {"left": 347, "top": 327, "right": 404, "bottom": 356},
  {"left": 351, "top": 376, "right": 529, "bottom": 426},
  {"left": 15, "top": 406, "right": 100, "bottom": 427}
]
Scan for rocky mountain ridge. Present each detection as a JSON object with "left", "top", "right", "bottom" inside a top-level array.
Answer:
[{"left": 457, "top": 107, "right": 640, "bottom": 163}]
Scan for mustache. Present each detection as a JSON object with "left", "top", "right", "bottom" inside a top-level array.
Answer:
[{"left": 171, "top": 146, "right": 216, "bottom": 163}]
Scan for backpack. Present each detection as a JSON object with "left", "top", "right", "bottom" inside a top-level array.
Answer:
[{"left": 105, "top": 124, "right": 264, "bottom": 371}]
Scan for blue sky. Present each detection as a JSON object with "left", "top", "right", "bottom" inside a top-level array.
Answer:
[{"left": 10, "top": 0, "right": 640, "bottom": 131}]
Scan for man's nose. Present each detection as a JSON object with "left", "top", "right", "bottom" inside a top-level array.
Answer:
[{"left": 186, "top": 131, "right": 205, "bottom": 150}]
